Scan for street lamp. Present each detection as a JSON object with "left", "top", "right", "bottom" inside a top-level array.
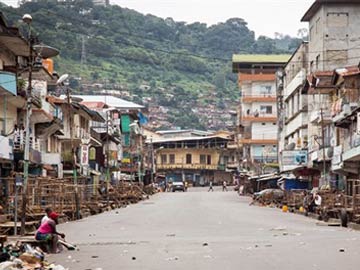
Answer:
[
  {"left": 56, "top": 74, "right": 81, "bottom": 219},
  {"left": 20, "top": 13, "right": 33, "bottom": 236}
]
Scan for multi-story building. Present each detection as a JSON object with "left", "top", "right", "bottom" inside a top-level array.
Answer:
[
  {"left": 73, "top": 95, "right": 146, "bottom": 182},
  {"left": 330, "top": 66, "right": 360, "bottom": 189},
  {"left": 278, "top": 42, "right": 310, "bottom": 179},
  {"left": 151, "top": 133, "right": 232, "bottom": 186},
  {"left": 232, "top": 55, "right": 290, "bottom": 174},
  {"left": 300, "top": 0, "right": 360, "bottom": 187},
  {"left": 302, "top": 0, "right": 360, "bottom": 72},
  {"left": 0, "top": 14, "right": 29, "bottom": 177}
]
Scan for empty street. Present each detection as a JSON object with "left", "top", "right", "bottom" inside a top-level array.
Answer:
[{"left": 51, "top": 188, "right": 360, "bottom": 270}]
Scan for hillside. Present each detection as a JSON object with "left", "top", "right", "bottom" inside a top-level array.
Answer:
[{"left": 1, "top": 0, "right": 302, "bottom": 130}]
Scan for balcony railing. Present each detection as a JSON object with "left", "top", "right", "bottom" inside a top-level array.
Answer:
[
  {"left": 241, "top": 113, "right": 277, "bottom": 123},
  {"left": 242, "top": 95, "right": 276, "bottom": 103},
  {"left": 75, "top": 127, "right": 90, "bottom": 140},
  {"left": 157, "top": 163, "right": 219, "bottom": 170},
  {"left": 13, "top": 130, "right": 40, "bottom": 152}
]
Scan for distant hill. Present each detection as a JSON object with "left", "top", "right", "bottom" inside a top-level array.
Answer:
[{"left": 1, "top": 0, "right": 302, "bottom": 130}]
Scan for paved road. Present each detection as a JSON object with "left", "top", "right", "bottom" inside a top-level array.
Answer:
[{"left": 51, "top": 187, "right": 360, "bottom": 270}]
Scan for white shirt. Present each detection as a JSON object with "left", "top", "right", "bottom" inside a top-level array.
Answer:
[
  {"left": 41, "top": 215, "right": 50, "bottom": 224},
  {"left": 314, "top": 195, "right": 322, "bottom": 206}
]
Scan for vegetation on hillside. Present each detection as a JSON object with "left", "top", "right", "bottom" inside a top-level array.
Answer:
[{"left": 1, "top": 0, "right": 303, "bottom": 130}]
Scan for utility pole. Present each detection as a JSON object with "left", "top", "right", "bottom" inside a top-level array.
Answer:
[
  {"left": 150, "top": 137, "right": 154, "bottom": 183},
  {"left": 20, "top": 14, "right": 32, "bottom": 236},
  {"left": 106, "top": 110, "right": 110, "bottom": 207},
  {"left": 67, "top": 87, "right": 80, "bottom": 220},
  {"left": 320, "top": 108, "right": 327, "bottom": 187}
]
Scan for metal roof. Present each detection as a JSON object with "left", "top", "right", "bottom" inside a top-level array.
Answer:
[
  {"left": 150, "top": 135, "right": 230, "bottom": 144},
  {"left": 232, "top": 54, "right": 291, "bottom": 64},
  {"left": 70, "top": 95, "right": 144, "bottom": 110}
]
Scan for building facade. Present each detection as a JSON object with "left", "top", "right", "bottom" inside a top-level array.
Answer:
[
  {"left": 232, "top": 55, "right": 290, "bottom": 175},
  {"left": 152, "top": 133, "right": 232, "bottom": 186}
]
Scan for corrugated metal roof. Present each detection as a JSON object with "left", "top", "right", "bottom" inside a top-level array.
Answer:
[
  {"left": 232, "top": 54, "right": 291, "bottom": 64},
  {"left": 150, "top": 135, "right": 230, "bottom": 144},
  {"left": 72, "top": 95, "right": 144, "bottom": 110}
]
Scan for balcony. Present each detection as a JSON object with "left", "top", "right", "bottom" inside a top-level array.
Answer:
[
  {"left": 157, "top": 163, "right": 219, "bottom": 171},
  {"left": 310, "top": 109, "right": 332, "bottom": 124},
  {"left": 31, "top": 101, "right": 55, "bottom": 124},
  {"left": 343, "top": 134, "right": 360, "bottom": 162},
  {"left": 241, "top": 114, "right": 277, "bottom": 123},
  {"left": 242, "top": 95, "right": 276, "bottom": 103},
  {"left": 0, "top": 71, "right": 17, "bottom": 96},
  {"left": 239, "top": 138, "right": 277, "bottom": 145},
  {"left": 0, "top": 135, "right": 14, "bottom": 160},
  {"left": 284, "top": 69, "right": 306, "bottom": 98},
  {"left": 239, "top": 73, "right": 276, "bottom": 84}
]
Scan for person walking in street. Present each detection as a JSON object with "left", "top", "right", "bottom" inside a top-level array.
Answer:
[
  {"left": 222, "top": 180, "right": 228, "bottom": 192},
  {"left": 208, "top": 181, "right": 214, "bottom": 192}
]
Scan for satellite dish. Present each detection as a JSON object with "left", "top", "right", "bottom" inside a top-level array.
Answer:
[
  {"left": 33, "top": 44, "right": 60, "bottom": 58},
  {"left": 56, "top": 74, "right": 69, "bottom": 85},
  {"left": 22, "top": 14, "right": 32, "bottom": 24}
]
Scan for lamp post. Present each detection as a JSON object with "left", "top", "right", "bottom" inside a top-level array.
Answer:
[
  {"left": 20, "top": 13, "right": 32, "bottom": 236},
  {"left": 57, "top": 74, "right": 80, "bottom": 220}
]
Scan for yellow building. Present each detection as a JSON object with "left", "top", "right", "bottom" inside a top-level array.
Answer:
[{"left": 152, "top": 134, "right": 233, "bottom": 186}]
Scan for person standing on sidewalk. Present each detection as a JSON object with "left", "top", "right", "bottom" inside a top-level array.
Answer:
[
  {"left": 222, "top": 181, "right": 228, "bottom": 192},
  {"left": 208, "top": 181, "right": 214, "bottom": 192}
]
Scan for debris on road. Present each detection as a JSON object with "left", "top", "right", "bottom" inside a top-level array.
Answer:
[
  {"left": 166, "top": 256, "right": 179, "bottom": 261},
  {"left": 270, "top": 226, "right": 287, "bottom": 231},
  {"left": 202, "top": 243, "right": 208, "bottom": 246},
  {"left": 339, "top": 248, "right": 345, "bottom": 252}
]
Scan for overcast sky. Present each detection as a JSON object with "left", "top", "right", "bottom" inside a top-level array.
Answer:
[
  {"left": 113, "top": 0, "right": 314, "bottom": 37},
  {"left": 1, "top": 0, "right": 314, "bottom": 37}
]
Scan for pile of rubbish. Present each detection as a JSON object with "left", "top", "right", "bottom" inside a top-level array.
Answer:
[{"left": 0, "top": 243, "right": 66, "bottom": 270}]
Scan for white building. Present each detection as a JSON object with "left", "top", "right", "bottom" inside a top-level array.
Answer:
[
  {"left": 232, "top": 55, "right": 290, "bottom": 174},
  {"left": 279, "top": 42, "right": 309, "bottom": 173}
]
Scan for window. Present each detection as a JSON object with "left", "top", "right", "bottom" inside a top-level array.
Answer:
[
  {"left": 260, "top": 105, "right": 272, "bottom": 114},
  {"left": 200, "top": 154, "right": 206, "bottom": 164},
  {"left": 261, "top": 85, "right": 272, "bottom": 95},
  {"left": 186, "top": 154, "right": 192, "bottom": 164},
  {"left": 207, "top": 155, "right": 212, "bottom": 165},
  {"left": 316, "top": 54, "right": 320, "bottom": 70},
  {"left": 169, "top": 154, "right": 175, "bottom": 164},
  {"left": 161, "top": 154, "right": 167, "bottom": 164}
]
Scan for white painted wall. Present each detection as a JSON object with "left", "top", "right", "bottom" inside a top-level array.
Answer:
[{"left": 252, "top": 122, "right": 277, "bottom": 140}]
